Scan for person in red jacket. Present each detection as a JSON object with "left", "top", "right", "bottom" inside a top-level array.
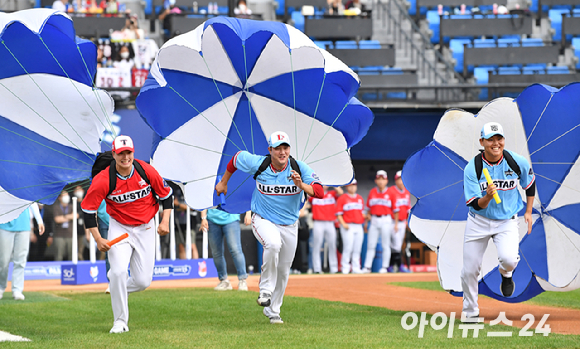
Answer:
[
  {"left": 387, "top": 170, "right": 412, "bottom": 273},
  {"left": 309, "top": 186, "right": 343, "bottom": 274},
  {"left": 362, "top": 170, "right": 393, "bottom": 273},
  {"left": 336, "top": 179, "right": 365, "bottom": 274},
  {"left": 82, "top": 135, "right": 173, "bottom": 334}
]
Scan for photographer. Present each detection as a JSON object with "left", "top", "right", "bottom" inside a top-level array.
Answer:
[{"left": 122, "top": 14, "right": 144, "bottom": 40}]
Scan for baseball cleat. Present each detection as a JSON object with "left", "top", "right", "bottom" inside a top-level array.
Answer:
[
  {"left": 460, "top": 313, "right": 482, "bottom": 323},
  {"left": 399, "top": 265, "right": 412, "bottom": 273},
  {"left": 378, "top": 267, "right": 388, "bottom": 274},
  {"left": 269, "top": 316, "right": 284, "bottom": 324},
  {"left": 105, "top": 285, "right": 110, "bottom": 294},
  {"left": 13, "top": 291, "right": 25, "bottom": 300},
  {"left": 257, "top": 292, "right": 272, "bottom": 307},
  {"left": 0, "top": 289, "right": 4, "bottom": 300},
  {"left": 361, "top": 267, "right": 371, "bottom": 274},
  {"left": 500, "top": 275, "right": 515, "bottom": 297},
  {"left": 109, "top": 323, "right": 129, "bottom": 334},
  {"left": 214, "top": 280, "right": 233, "bottom": 291},
  {"left": 238, "top": 279, "right": 248, "bottom": 291}
]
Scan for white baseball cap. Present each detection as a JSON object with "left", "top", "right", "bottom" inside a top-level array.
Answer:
[
  {"left": 269, "top": 131, "right": 291, "bottom": 148},
  {"left": 395, "top": 170, "right": 402, "bottom": 179},
  {"left": 481, "top": 122, "right": 504, "bottom": 139},
  {"left": 112, "top": 135, "right": 134, "bottom": 154},
  {"left": 376, "top": 170, "right": 388, "bottom": 179},
  {"left": 347, "top": 178, "right": 357, "bottom": 186}
]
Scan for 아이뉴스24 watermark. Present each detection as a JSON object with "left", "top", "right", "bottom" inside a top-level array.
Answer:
[{"left": 401, "top": 312, "right": 551, "bottom": 338}]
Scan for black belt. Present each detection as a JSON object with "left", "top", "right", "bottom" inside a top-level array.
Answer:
[{"left": 372, "top": 215, "right": 387, "bottom": 217}]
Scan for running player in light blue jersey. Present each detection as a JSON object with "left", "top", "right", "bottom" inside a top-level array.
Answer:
[
  {"left": 461, "top": 122, "right": 535, "bottom": 321},
  {"left": 215, "top": 131, "right": 324, "bottom": 324}
]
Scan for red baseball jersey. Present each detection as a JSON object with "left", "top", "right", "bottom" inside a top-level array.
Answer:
[
  {"left": 336, "top": 194, "right": 365, "bottom": 224},
  {"left": 309, "top": 190, "right": 339, "bottom": 221},
  {"left": 366, "top": 187, "right": 392, "bottom": 217},
  {"left": 388, "top": 186, "right": 411, "bottom": 221},
  {"left": 81, "top": 160, "right": 173, "bottom": 226}
]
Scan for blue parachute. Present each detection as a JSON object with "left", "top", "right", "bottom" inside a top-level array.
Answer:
[
  {"left": 137, "top": 17, "right": 373, "bottom": 213},
  {"left": 403, "top": 83, "right": 580, "bottom": 302},
  {"left": 0, "top": 9, "right": 114, "bottom": 223}
]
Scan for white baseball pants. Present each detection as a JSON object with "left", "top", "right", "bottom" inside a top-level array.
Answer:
[
  {"left": 363, "top": 216, "right": 392, "bottom": 269},
  {"left": 252, "top": 213, "right": 298, "bottom": 318},
  {"left": 461, "top": 212, "right": 520, "bottom": 317},
  {"left": 311, "top": 220, "right": 338, "bottom": 273},
  {"left": 340, "top": 223, "right": 364, "bottom": 274},
  {"left": 108, "top": 217, "right": 156, "bottom": 327},
  {"left": 390, "top": 221, "right": 406, "bottom": 253}
]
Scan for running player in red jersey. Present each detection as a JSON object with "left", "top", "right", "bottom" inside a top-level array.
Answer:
[
  {"left": 336, "top": 179, "right": 365, "bottom": 274},
  {"left": 362, "top": 170, "right": 393, "bottom": 273},
  {"left": 309, "top": 186, "right": 343, "bottom": 274},
  {"left": 387, "top": 170, "right": 411, "bottom": 273},
  {"left": 82, "top": 135, "right": 173, "bottom": 334}
]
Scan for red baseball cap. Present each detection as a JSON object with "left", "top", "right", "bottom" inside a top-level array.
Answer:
[
  {"left": 112, "top": 135, "right": 134, "bottom": 154},
  {"left": 376, "top": 170, "right": 387, "bottom": 179}
]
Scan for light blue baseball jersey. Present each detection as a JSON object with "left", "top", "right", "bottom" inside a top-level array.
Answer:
[
  {"left": 464, "top": 150, "right": 535, "bottom": 220},
  {"left": 234, "top": 151, "right": 320, "bottom": 225}
]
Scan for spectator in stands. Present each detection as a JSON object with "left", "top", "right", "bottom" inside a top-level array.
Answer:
[
  {"left": 327, "top": 0, "right": 344, "bottom": 15},
  {"left": 53, "top": 191, "right": 78, "bottom": 261},
  {"left": 159, "top": 0, "right": 182, "bottom": 37},
  {"left": 200, "top": 209, "right": 251, "bottom": 291},
  {"left": 336, "top": 179, "right": 365, "bottom": 274},
  {"left": 52, "top": 0, "right": 69, "bottom": 12},
  {"left": 345, "top": 0, "right": 366, "bottom": 13},
  {"left": 0, "top": 204, "right": 45, "bottom": 300},
  {"left": 96, "top": 46, "right": 104, "bottom": 68},
  {"left": 73, "top": 185, "right": 87, "bottom": 260},
  {"left": 29, "top": 204, "right": 51, "bottom": 261},
  {"left": 234, "top": 0, "right": 252, "bottom": 15},
  {"left": 169, "top": 183, "right": 199, "bottom": 260},
  {"left": 122, "top": 14, "right": 144, "bottom": 40},
  {"left": 113, "top": 45, "right": 135, "bottom": 71}
]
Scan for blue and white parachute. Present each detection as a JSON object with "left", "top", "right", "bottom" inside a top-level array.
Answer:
[
  {"left": 137, "top": 17, "right": 373, "bottom": 213},
  {"left": 0, "top": 9, "right": 114, "bottom": 223},
  {"left": 403, "top": 83, "right": 580, "bottom": 302}
]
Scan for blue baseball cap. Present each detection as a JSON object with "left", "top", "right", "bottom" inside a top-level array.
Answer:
[
  {"left": 268, "top": 131, "right": 291, "bottom": 148},
  {"left": 481, "top": 122, "right": 504, "bottom": 139}
]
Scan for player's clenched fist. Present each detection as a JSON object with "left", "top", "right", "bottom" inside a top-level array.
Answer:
[
  {"left": 485, "top": 183, "right": 497, "bottom": 198},
  {"left": 215, "top": 181, "right": 228, "bottom": 196},
  {"left": 158, "top": 221, "right": 170, "bottom": 236},
  {"left": 97, "top": 237, "right": 111, "bottom": 252}
]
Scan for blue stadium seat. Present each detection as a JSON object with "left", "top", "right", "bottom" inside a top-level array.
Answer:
[
  {"left": 145, "top": 0, "right": 152, "bottom": 15},
  {"left": 547, "top": 66, "right": 571, "bottom": 74},
  {"left": 572, "top": 37, "right": 580, "bottom": 69},
  {"left": 291, "top": 11, "right": 304, "bottom": 32},
  {"left": 449, "top": 38, "right": 472, "bottom": 73},
  {"left": 473, "top": 66, "right": 495, "bottom": 100},
  {"left": 313, "top": 40, "right": 333, "bottom": 49},
  {"left": 549, "top": 9, "right": 570, "bottom": 42},
  {"left": 275, "top": 0, "right": 284, "bottom": 16},
  {"left": 359, "top": 40, "right": 381, "bottom": 49},
  {"left": 521, "top": 38, "right": 544, "bottom": 47},
  {"left": 426, "top": 10, "right": 440, "bottom": 44},
  {"left": 335, "top": 40, "right": 359, "bottom": 49}
]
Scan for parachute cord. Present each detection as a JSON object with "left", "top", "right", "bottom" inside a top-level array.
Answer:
[
  {"left": 0, "top": 39, "right": 95, "bottom": 162},
  {"left": 242, "top": 43, "right": 254, "bottom": 153},
  {"left": 0, "top": 159, "right": 92, "bottom": 172},
  {"left": 0, "top": 179, "right": 91, "bottom": 220},
  {"left": 527, "top": 93, "right": 553, "bottom": 143},
  {"left": 0, "top": 176, "right": 91, "bottom": 195},
  {"left": 39, "top": 35, "right": 104, "bottom": 157},
  {"left": 0, "top": 124, "right": 93, "bottom": 166},
  {"left": 163, "top": 137, "right": 230, "bottom": 156},
  {"left": 290, "top": 50, "right": 298, "bottom": 160},
  {"left": 225, "top": 173, "right": 252, "bottom": 201},
  {"left": 302, "top": 72, "right": 326, "bottom": 162},
  {"left": 307, "top": 149, "right": 346, "bottom": 165},
  {"left": 167, "top": 86, "right": 242, "bottom": 152},
  {"left": 529, "top": 122, "right": 580, "bottom": 157},
  {"left": 201, "top": 51, "right": 248, "bottom": 152},
  {"left": 303, "top": 102, "right": 349, "bottom": 163},
  {"left": 75, "top": 44, "right": 117, "bottom": 142}
]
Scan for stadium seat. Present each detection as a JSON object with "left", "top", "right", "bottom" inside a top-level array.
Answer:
[
  {"left": 291, "top": 11, "right": 304, "bottom": 32},
  {"left": 449, "top": 38, "right": 472, "bottom": 73},
  {"left": 572, "top": 37, "right": 580, "bottom": 69}
]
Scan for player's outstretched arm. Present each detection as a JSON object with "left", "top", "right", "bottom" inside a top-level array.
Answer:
[{"left": 158, "top": 208, "right": 171, "bottom": 236}]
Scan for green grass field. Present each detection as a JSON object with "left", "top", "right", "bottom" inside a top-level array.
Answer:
[
  {"left": 1, "top": 288, "right": 579, "bottom": 348},
  {"left": 389, "top": 281, "right": 580, "bottom": 309}
]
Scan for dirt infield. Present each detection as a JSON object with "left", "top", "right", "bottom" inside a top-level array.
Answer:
[{"left": 18, "top": 273, "right": 580, "bottom": 335}]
